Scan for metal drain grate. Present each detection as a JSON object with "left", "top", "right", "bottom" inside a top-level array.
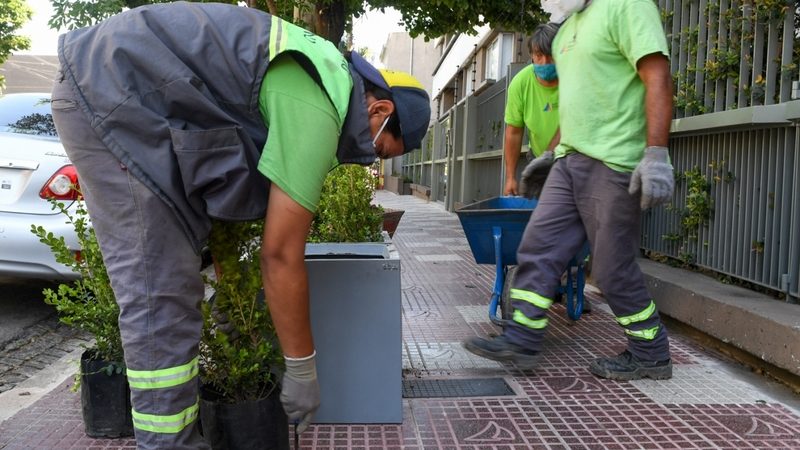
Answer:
[{"left": 402, "top": 378, "right": 515, "bottom": 398}]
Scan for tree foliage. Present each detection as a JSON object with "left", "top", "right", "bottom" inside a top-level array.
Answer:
[
  {"left": 369, "top": 0, "right": 546, "bottom": 38},
  {"left": 48, "top": 0, "right": 546, "bottom": 46},
  {"left": 48, "top": 0, "right": 364, "bottom": 46},
  {"left": 0, "top": 0, "right": 33, "bottom": 91}
]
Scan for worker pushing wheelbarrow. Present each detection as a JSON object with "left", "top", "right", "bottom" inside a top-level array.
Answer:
[{"left": 456, "top": 196, "right": 590, "bottom": 326}]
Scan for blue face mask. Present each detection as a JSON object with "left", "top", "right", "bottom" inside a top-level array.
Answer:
[{"left": 533, "top": 63, "right": 558, "bottom": 81}]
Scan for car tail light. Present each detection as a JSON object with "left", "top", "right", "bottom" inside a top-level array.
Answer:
[{"left": 39, "top": 165, "right": 81, "bottom": 200}]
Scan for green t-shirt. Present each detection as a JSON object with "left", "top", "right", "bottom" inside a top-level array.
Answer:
[
  {"left": 552, "top": 0, "right": 669, "bottom": 172},
  {"left": 257, "top": 54, "right": 340, "bottom": 213},
  {"left": 504, "top": 65, "right": 560, "bottom": 157}
]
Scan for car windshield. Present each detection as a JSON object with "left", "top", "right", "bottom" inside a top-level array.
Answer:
[{"left": 0, "top": 94, "right": 57, "bottom": 137}]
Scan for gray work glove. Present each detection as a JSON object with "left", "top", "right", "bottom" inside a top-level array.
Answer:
[
  {"left": 628, "top": 146, "right": 675, "bottom": 210},
  {"left": 281, "top": 351, "right": 320, "bottom": 434},
  {"left": 519, "top": 150, "right": 555, "bottom": 199},
  {"left": 208, "top": 293, "right": 240, "bottom": 340}
]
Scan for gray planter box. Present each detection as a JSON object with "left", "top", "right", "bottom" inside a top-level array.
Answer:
[{"left": 305, "top": 242, "right": 402, "bottom": 424}]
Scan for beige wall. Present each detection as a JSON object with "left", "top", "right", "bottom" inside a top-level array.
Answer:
[{"left": 380, "top": 32, "right": 439, "bottom": 177}]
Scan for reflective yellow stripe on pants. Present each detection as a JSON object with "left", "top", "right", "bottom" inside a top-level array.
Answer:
[
  {"left": 510, "top": 288, "right": 554, "bottom": 310},
  {"left": 616, "top": 301, "right": 659, "bottom": 340},
  {"left": 132, "top": 401, "right": 200, "bottom": 434},
  {"left": 127, "top": 356, "right": 200, "bottom": 434},
  {"left": 126, "top": 356, "right": 199, "bottom": 390}
]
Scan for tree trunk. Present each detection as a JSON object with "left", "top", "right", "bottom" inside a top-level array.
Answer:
[
  {"left": 266, "top": 0, "right": 278, "bottom": 15},
  {"left": 314, "top": 0, "right": 346, "bottom": 45}
]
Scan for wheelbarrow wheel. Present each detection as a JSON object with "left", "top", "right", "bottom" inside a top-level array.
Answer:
[{"left": 500, "top": 265, "right": 518, "bottom": 321}]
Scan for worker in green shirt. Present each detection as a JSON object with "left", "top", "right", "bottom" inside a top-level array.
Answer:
[
  {"left": 51, "top": 3, "right": 430, "bottom": 448},
  {"left": 466, "top": 0, "right": 674, "bottom": 381},
  {"left": 502, "top": 22, "right": 561, "bottom": 197}
]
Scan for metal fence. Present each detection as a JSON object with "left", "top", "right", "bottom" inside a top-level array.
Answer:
[
  {"left": 642, "top": 121, "right": 800, "bottom": 302},
  {"left": 644, "top": 0, "right": 800, "bottom": 302},
  {"left": 661, "top": 0, "right": 799, "bottom": 117}
]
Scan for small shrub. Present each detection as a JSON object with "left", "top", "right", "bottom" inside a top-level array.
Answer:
[
  {"left": 200, "top": 220, "right": 282, "bottom": 403},
  {"left": 308, "top": 165, "right": 384, "bottom": 243},
  {"left": 31, "top": 199, "right": 123, "bottom": 367}
]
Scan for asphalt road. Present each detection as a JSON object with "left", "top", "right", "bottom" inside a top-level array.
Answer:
[{"left": 0, "top": 277, "right": 59, "bottom": 347}]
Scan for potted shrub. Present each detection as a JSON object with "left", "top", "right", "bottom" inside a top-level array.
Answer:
[
  {"left": 308, "top": 164, "right": 384, "bottom": 243},
  {"left": 309, "top": 164, "right": 404, "bottom": 239},
  {"left": 32, "top": 199, "right": 133, "bottom": 438},
  {"left": 198, "top": 219, "right": 288, "bottom": 450}
]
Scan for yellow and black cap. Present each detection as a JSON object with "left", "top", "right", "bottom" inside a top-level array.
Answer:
[{"left": 349, "top": 51, "right": 431, "bottom": 154}]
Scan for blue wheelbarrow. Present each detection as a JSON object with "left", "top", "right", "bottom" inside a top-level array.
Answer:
[{"left": 456, "top": 196, "right": 590, "bottom": 326}]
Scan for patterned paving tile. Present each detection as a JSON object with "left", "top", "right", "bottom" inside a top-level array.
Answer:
[
  {"left": 435, "top": 237, "right": 469, "bottom": 244},
  {"left": 414, "top": 254, "right": 463, "bottom": 262},
  {"left": 404, "top": 342, "right": 504, "bottom": 371},
  {"left": 668, "top": 404, "right": 800, "bottom": 449},
  {"left": 3, "top": 192, "right": 800, "bottom": 450},
  {"left": 401, "top": 241, "right": 442, "bottom": 247},
  {"left": 631, "top": 365, "right": 775, "bottom": 405},
  {"left": 456, "top": 305, "right": 492, "bottom": 323}
]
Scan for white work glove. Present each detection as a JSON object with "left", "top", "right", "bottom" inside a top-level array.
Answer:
[
  {"left": 280, "top": 351, "right": 320, "bottom": 434},
  {"left": 628, "top": 146, "right": 675, "bottom": 210},
  {"left": 519, "top": 150, "right": 555, "bottom": 199}
]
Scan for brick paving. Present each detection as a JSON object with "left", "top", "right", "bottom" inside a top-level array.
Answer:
[{"left": 1, "top": 191, "right": 799, "bottom": 449}]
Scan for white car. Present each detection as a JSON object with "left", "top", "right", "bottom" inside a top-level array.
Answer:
[{"left": 0, "top": 93, "right": 82, "bottom": 281}]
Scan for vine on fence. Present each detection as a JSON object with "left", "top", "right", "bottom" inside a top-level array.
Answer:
[
  {"left": 661, "top": 160, "right": 736, "bottom": 265},
  {"left": 661, "top": 0, "right": 799, "bottom": 116}
]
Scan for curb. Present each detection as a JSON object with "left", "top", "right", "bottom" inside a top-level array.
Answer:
[{"left": 0, "top": 347, "right": 83, "bottom": 424}]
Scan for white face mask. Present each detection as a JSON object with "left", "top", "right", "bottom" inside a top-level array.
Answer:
[
  {"left": 541, "top": 0, "right": 587, "bottom": 23},
  {"left": 372, "top": 115, "right": 391, "bottom": 149}
]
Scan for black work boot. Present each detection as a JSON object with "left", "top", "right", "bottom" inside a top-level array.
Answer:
[
  {"left": 589, "top": 350, "right": 672, "bottom": 380},
  {"left": 463, "top": 335, "right": 539, "bottom": 369}
]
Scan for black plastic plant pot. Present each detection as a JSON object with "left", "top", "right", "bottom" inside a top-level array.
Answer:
[
  {"left": 199, "top": 385, "right": 289, "bottom": 450},
  {"left": 80, "top": 350, "right": 134, "bottom": 438}
]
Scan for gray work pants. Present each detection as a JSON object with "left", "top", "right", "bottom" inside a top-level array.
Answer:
[
  {"left": 506, "top": 152, "right": 670, "bottom": 362},
  {"left": 51, "top": 73, "right": 210, "bottom": 449}
]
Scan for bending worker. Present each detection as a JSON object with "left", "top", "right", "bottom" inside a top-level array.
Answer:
[
  {"left": 465, "top": 0, "right": 675, "bottom": 381},
  {"left": 51, "top": 2, "right": 430, "bottom": 449}
]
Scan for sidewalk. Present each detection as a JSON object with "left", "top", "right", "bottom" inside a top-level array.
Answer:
[{"left": 2, "top": 191, "right": 800, "bottom": 449}]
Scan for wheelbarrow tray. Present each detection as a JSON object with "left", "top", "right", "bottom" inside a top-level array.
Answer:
[{"left": 456, "top": 196, "right": 538, "bottom": 265}]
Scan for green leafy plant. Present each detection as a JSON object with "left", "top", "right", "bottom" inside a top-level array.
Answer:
[
  {"left": 31, "top": 199, "right": 124, "bottom": 368},
  {"left": 308, "top": 164, "right": 384, "bottom": 243},
  {"left": 200, "top": 220, "right": 282, "bottom": 403},
  {"left": 682, "top": 166, "right": 712, "bottom": 238}
]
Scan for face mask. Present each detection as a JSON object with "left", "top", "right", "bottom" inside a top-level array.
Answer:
[
  {"left": 533, "top": 63, "right": 558, "bottom": 81},
  {"left": 541, "top": 0, "right": 586, "bottom": 23},
  {"left": 372, "top": 115, "right": 391, "bottom": 149}
]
